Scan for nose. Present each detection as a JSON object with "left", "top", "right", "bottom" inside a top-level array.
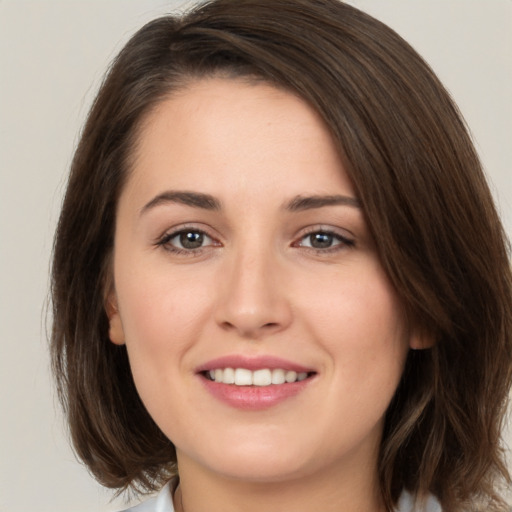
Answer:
[{"left": 214, "top": 247, "right": 293, "bottom": 339}]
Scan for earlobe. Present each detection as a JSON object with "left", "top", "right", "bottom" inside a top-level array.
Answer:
[
  {"left": 105, "top": 293, "right": 125, "bottom": 345},
  {"left": 409, "top": 329, "right": 435, "bottom": 350}
]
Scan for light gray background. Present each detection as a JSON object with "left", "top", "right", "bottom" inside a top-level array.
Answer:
[{"left": 1, "top": 1, "right": 510, "bottom": 511}]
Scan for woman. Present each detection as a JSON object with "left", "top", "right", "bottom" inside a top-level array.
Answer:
[{"left": 50, "top": 1, "right": 512, "bottom": 511}]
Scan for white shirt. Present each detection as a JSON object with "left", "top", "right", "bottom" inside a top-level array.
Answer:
[{"left": 119, "top": 481, "right": 442, "bottom": 512}]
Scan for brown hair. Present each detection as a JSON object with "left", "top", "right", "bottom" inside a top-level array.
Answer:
[{"left": 51, "top": 1, "right": 512, "bottom": 510}]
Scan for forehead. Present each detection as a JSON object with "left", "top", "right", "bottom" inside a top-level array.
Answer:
[{"left": 123, "top": 77, "right": 354, "bottom": 209}]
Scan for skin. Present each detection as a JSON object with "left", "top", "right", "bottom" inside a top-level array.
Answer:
[{"left": 107, "top": 78, "right": 424, "bottom": 512}]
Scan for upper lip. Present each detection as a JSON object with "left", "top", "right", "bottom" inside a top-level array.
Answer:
[{"left": 195, "top": 355, "right": 314, "bottom": 374}]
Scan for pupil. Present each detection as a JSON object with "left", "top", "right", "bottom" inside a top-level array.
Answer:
[
  {"left": 311, "top": 233, "right": 333, "bottom": 249},
  {"left": 180, "top": 231, "right": 203, "bottom": 249}
]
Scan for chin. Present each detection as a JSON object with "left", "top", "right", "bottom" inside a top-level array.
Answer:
[{"left": 184, "top": 438, "right": 319, "bottom": 484}]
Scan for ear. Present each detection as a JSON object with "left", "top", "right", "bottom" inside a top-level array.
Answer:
[
  {"left": 409, "top": 326, "right": 435, "bottom": 350},
  {"left": 105, "top": 291, "right": 125, "bottom": 346}
]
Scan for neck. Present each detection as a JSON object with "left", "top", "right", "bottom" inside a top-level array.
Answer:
[{"left": 174, "top": 453, "right": 386, "bottom": 512}]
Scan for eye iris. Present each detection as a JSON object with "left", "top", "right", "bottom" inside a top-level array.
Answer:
[
  {"left": 310, "top": 232, "right": 333, "bottom": 248},
  {"left": 180, "top": 231, "right": 204, "bottom": 249}
]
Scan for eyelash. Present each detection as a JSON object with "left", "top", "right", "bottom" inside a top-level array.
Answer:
[
  {"left": 155, "top": 227, "right": 355, "bottom": 256},
  {"left": 294, "top": 228, "right": 355, "bottom": 254},
  {"left": 155, "top": 227, "right": 217, "bottom": 256}
]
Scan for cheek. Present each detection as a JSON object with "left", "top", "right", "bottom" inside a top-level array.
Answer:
[
  {"left": 113, "top": 265, "right": 215, "bottom": 420},
  {"left": 301, "top": 260, "right": 409, "bottom": 388},
  {"left": 115, "top": 258, "right": 212, "bottom": 343},
  {"left": 112, "top": 263, "right": 212, "bottom": 412}
]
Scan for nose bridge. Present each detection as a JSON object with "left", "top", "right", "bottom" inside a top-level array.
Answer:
[{"left": 216, "top": 235, "right": 291, "bottom": 338}]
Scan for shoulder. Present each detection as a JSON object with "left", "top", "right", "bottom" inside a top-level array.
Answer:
[
  {"left": 396, "top": 491, "right": 442, "bottom": 512},
  {"left": 117, "top": 481, "right": 175, "bottom": 512}
]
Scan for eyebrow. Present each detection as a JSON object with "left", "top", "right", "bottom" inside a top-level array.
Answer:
[
  {"left": 140, "top": 191, "right": 221, "bottom": 215},
  {"left": 140, "top": 190, "right": 360, "bottom": 216},
  {"left": 284, "top": 194, "right": 360, "bottom": 211}
]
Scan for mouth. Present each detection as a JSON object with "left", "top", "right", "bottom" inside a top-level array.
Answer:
[
  {"left": 196, "top": 357, "right": 317, "bottom": 410},
  {"left": 202, "top": 368, "right": 314, "bottom": 386}
]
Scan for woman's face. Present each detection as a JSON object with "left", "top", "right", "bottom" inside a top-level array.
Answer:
[{"left": 108, "top": 78, "right": 416, "bottom": 485}]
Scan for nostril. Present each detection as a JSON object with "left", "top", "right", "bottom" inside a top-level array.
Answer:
[
  {"left": 220, "top": 321, "right": 235, "bottom": 330},
  {"left": 218, "top": 319, "right": 282, "bottom": 338},
  {"left": 214, "top": 293, "right": 293, "bottom": 337}
]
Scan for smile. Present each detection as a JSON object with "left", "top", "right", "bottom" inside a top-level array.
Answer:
[
  {"left": 205, "top": 368, "right": 310, "bottom": 386},
  {"left": 197, "top": 357, "right": 316, "bottom": 410}
]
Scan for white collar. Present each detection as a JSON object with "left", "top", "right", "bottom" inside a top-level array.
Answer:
[{"left": 396, "top": 491, "right": 442, "bottom": 512}]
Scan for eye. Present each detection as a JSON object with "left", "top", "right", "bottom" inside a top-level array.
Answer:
[
  {"left": 301, "top": 232, "right": 337, "bottom": 249},
  {"left": 296, "top": 230, "right": 354, "bottom": 251},
  {"left": 174, "top": 230, "right": 210, "bottom": 249},
  {"left": 157, "top": 228, "right": 217, "bottom": 253}
]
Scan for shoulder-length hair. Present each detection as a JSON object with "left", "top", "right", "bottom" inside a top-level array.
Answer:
[{"left": 51, "top": 1, "right": 512, "bottom": 510}]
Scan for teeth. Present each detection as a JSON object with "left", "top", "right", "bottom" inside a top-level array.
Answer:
[
  {"left": 234, "top": 368, "right": 253, "bottom": 386},
  {"left": 271, "top": 369, "right": 286, "bottom": 385},
  {"left": 253, "top": 369, "right": 272, "bottom": 386},
  {"left": 285, "top": 370, "right": 297, "bottom": 383},
  {"left": 207, "top": 368, "right": 310, "bottom": 386},
  {"left": 223, "top": 367, "right": 235, "bottom": 384}
]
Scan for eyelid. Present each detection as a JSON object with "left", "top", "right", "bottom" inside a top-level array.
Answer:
[
  {"left": 154, "top": 224, "right": 221, "bottom": 254},
  {"left": 153, "top": 223, "right": 355, "bottom": 256},
  {"left": 292, "top": 225, "right": 355, "bottom": 251}
]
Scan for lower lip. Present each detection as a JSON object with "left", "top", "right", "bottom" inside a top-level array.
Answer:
[{"left": 200, "top": 376, "right": 312, "bottom": 410}]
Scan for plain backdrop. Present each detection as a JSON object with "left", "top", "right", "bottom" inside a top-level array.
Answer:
[{"left": 0, "top": 1, "right": 511, "bottom": 511}]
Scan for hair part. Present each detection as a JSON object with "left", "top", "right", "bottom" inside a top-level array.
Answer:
[{"left": 51, "top": 1, "right": 512, "bottom": 510}]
